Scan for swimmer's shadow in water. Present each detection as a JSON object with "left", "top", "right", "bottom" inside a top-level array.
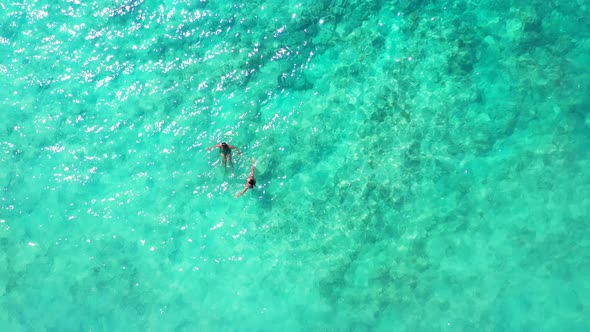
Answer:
[{"left": 255, "top": 191, "right": 273, "bottom": 209}]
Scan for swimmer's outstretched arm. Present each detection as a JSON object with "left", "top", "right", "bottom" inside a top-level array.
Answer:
[
  {"left": 234, "top": 186, "right": 249, "bottom": 198},
  {"left": 249, "top": 158, "right": 255, "bottom": 177},
  {"left": 206, "top": 144, "right": 221, "bottom": 151},
  {"left": 228, "top": 144, "right": 242, "bottom": 155}
]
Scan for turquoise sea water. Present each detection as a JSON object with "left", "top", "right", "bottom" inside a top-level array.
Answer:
[{"left": 1, "top": 0, "right": 590, "bottom": 330}]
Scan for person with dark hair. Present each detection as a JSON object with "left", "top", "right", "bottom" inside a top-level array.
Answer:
[
  {"left": 206, "top": 142, "right": 242, "bottom": 167},
  {"left": 235, "top": 158, "right": 256, "bottom": 198}
]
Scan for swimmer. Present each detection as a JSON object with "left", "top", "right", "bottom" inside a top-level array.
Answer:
[
  {"left": 235, "top": 158, "right": 256, "bottom": 198},
  {"left": 206, "top": 142, "right": 242, "bottom": 168}
]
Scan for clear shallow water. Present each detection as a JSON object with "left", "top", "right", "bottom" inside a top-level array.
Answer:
[{"left": 1, "top": 0, "right": 589, "bottom": 330}]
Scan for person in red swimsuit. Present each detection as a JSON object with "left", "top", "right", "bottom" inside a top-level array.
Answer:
[
  {"left": 206, "top": 142, "right": 242, "bottom": 168},
  {"left": 235, "top": 158, "right": 256, "bottom": 198}
]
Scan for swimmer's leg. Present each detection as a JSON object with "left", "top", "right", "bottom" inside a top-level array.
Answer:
[
  {"left": 228, "top": 154, "right": 234, "bottom": 175},
  {"left": 221, "top": 153, "right": 227, "bottom": 167}
]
